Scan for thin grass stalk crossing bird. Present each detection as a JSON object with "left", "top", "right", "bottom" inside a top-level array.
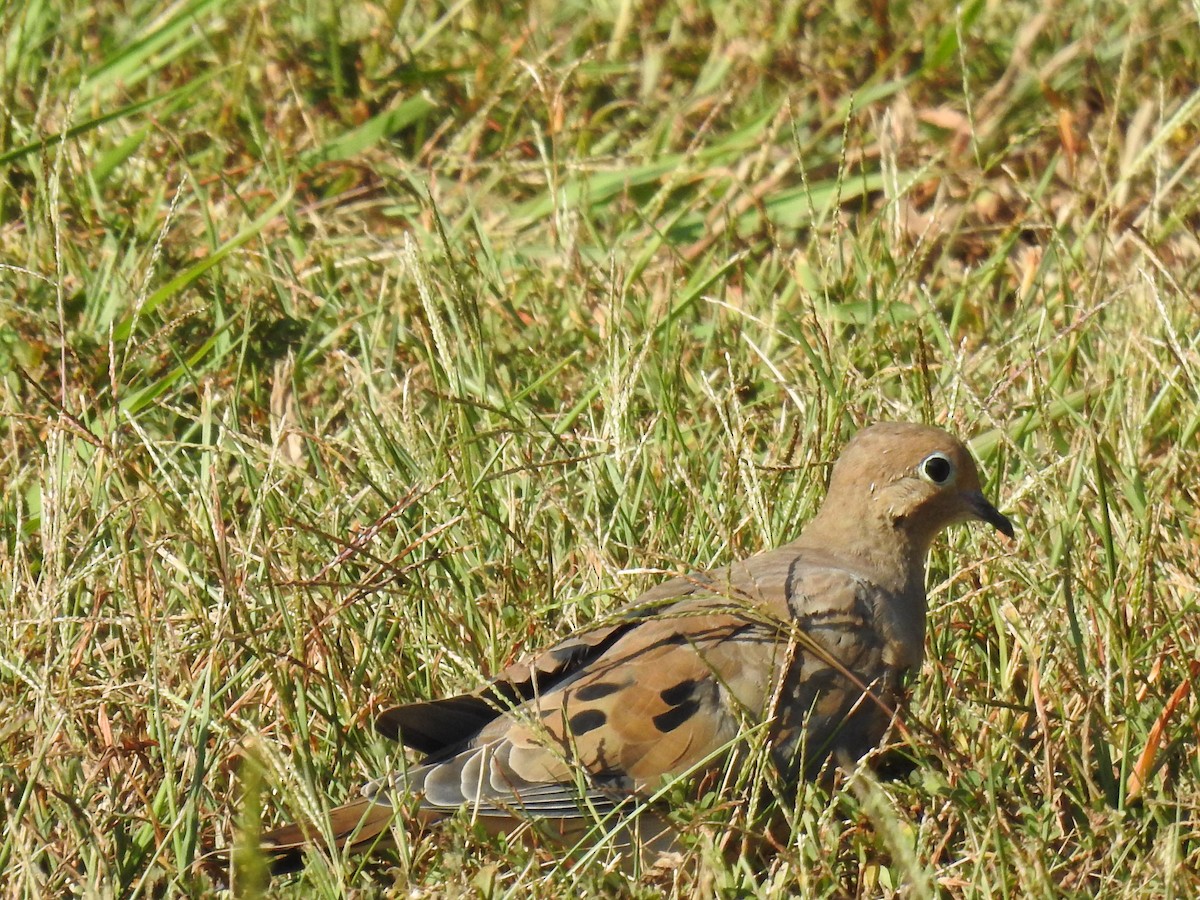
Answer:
[{"left": 239, "top": 422, "right": 1013, "bottom": 878}]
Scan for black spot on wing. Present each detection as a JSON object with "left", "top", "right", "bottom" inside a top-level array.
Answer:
[
  {"left": 659, "top": 679, "right": 697, "bottom": 707},
  {"left": 655, "top": 631, "right": 690, "bottom": 647},
  {"left": 653, "top": 677, "right": 704, "bottom": 734},
  {"left": 568, "top": 709, "right": 607, "bottom": 735},
  {"left": 574, "top": 681, "right": 623, "bottom": 701},
  {"left": 653, "top": 699, "right": 700, "bottom": 734}
]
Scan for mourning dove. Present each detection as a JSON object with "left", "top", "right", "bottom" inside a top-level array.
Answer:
[{"left": 250, "top": 422, "right": 1012, "bottom": 875}]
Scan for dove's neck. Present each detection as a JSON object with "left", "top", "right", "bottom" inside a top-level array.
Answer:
[{"left": 798, "top": 505, "right": 933, "bottom": 599}]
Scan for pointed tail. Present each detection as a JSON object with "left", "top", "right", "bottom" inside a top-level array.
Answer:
[{"left": 253, "top": 798, "right": 397, "bottom": 876}]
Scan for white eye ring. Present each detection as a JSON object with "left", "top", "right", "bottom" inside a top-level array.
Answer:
[{"left": 920, "top": 451, "right": 955, "bottom": 485}]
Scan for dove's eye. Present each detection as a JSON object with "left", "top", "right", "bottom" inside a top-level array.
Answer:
[{"left": 920, "top": 452, "right": 955, "bottom": 485}]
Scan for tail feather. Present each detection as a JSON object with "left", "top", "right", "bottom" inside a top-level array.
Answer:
[
  {"left": 257, "top": 798, "right": 397, "bottom": 875},
  {"left": 214, "top": 792, "right": 684, "bottom": 881},
  {"left": 261, "top": 798, "right": 394, "bottom": 850}
]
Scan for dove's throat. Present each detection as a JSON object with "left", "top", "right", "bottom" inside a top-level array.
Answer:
[{"left": 801, "top": 506, "right": 932, "bottom": 596}]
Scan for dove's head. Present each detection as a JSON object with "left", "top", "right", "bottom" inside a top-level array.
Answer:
[{"left": 823, "top": 422, "right": 1014, "bottom": 555}]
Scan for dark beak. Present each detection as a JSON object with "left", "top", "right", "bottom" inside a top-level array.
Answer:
[{"left": 968, "top": 491, "right": 1015, "bottom": 538}]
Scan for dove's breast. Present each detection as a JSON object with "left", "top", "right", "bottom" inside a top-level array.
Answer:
[{"left": 765, "top": 561, "right": 919, "bottom": 776}]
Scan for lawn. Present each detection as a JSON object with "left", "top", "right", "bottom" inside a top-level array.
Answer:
[{"left": 2, "top": 0, "right": 1199, "bottom": 896}]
